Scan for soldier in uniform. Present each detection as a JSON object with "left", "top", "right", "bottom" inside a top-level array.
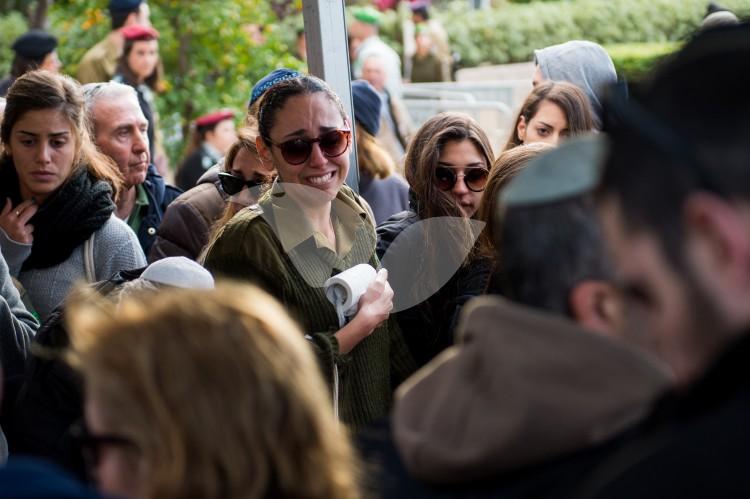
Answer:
[{"left": 176, "top": 110, "right": 237, "bottom": 191}]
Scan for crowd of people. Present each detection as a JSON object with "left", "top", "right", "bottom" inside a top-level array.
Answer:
[{"left": 0, "top": 0, "right": 746, "bottom": 497}]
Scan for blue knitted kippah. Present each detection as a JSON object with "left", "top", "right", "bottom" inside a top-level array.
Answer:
[{"left": 249, "top": 68, "right": 301, "bottom": 107}]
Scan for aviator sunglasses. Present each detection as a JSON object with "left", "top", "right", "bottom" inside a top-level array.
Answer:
[
  {"left": 264, "top": 129, "right": 351, "bottom": 165},
  {"left": 218, "top": 172, "right": 275, "bottom": 196},
  {"left": 434, "top": 166, "right": 490, "bottom": 193}
]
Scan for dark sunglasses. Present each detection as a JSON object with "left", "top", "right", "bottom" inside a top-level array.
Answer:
[
  {"left": 218, "top": 172, "right": 274, "bottom": 196},
  {"left": 70, "top": 420, "right": 138, "bottom": 474},
  {"left": 434, "top": 166, "right": 489, "bottom": 193},
  {"left": 264, "top": 129, "right": 351, "bottom": 165}
]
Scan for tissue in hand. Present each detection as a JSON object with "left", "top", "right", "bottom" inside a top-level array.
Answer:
[{"left": 324, "top": 264, "right": 378, "bottom": 320}]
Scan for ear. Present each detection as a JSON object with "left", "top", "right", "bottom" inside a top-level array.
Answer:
[
  {"left": 255, "top": 135, "right": 274, "bottom": 167},
  {"left": 683, "top": 192, "right": 750, "bottom": 297},
  {"left": 569, "top": 280, "right": 622, "bottom": 338},
  {"left": 516, "top": 116, "right": 527, "bottom": 143}
]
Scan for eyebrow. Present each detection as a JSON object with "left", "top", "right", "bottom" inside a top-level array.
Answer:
[
  {"left": 281, "top": 125, "right": 341, "bottom": 139},
  {"left": 536, "top": 121, "right": 554, "bottom": 128},
  {"left": 438, "top": 161, "right": 486, "bottom": 168},
  {"left": 17, "top": 130, "right": 70, "bottom": 137}
]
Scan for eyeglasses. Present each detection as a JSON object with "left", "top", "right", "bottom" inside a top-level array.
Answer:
[
  {"left": 434, "top": 166, "right": 489, "bottom": 192},
  {"left": 70, "top": 420, "right": 138, "bottom": 474},
  {"left": 218, "top": 172, "right": 274, "bottom": 196},
  {"left": 264, "top": 129, "right": 351, "bottom": 165}
]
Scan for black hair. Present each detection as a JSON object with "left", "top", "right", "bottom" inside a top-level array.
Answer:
[
  {"left": 498, "top": 195, "right": 613, "bottom": 317},
  {"left": 597, "top": 24, "right": 750, "bottom": 269},
  {"left": 111, "top": 7, "right": 139, "bottom": 30},
  {"left": 10, "top": 55, "right": 43, "bottom": 79},
  {"left": 412, "top": 6, "right": 429, "bottom": 20}
]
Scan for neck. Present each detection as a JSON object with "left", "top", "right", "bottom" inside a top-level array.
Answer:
[
  {"left": 303, "top": 203, "right": 332, "bottom": 233},
  {"left": 115, "top": 185, "right": 136, "bottom": 220}
]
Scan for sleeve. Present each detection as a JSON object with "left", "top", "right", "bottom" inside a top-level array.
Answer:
[
  {"left": 148, "top": 201, "right": 206, "bottom": 262},
  {"left": 388, "top": 318, "right": 417, "bottom": 390},
  {"left": 76, "top": 58, "right": 106, "bottom": 85},
  {"left": 94, "top": 219, "right": 147, "bottom": 282},
  {"left": 0, "top": 248, "right": 39, "bottom": 380},
  {"left": 0, "top": 228, "right": 32, "bottom": 277},
  {"left": 445, "top": 257, "right": 493, "bottom": 337}
]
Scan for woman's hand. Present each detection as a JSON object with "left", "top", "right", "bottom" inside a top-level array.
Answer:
[
  {"left": 335, "top": 269, "right": 394, "bottom": 354},
  {"left": 0, "top": 198, "right": 37, "bottom": 244}
]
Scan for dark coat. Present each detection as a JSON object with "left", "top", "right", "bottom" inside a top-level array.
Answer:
[
  {"left": 175, "top": 144, "right": 220, "bottom": 191},
  {"left": 148, "top": 166, "right": 225, "bottom": 262},
  {"left": 578, "top": 332, "right": 750, "bottom": 498},
  {"left": 359, "top": 172, "right": 409, "bottom": 225},
  {"left": 6, "top": 268, "right": 144, "bottom": 481},
  {"left": 376, "top": 208, "right": 492, "bottom": 366},
  {"left": 137, "top": 164, "right": 182, "bottom": 256}
]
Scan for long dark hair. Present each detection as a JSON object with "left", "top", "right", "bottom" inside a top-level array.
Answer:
[{"left": 116, "top": 38, "right": 163, "bottom": 92}]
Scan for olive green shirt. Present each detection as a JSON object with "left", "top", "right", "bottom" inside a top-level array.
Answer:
[
  {"left": 77, "top": 34, "right": 121, "bottom": 84},
  {"left": 126, "top": 184, "right": 150, "bottom": 236},
  {"left": 204, "top": 184, "right": 416, "bottom": 428}
]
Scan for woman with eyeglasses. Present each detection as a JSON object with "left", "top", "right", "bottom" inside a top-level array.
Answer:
[
  {"left": 204, "top": 75, "right": 415, "bottom": 428},
  {"left": 149, "top": 128, "right": 274, "bottom": 263},
  {"left": 376, "top": 112, "right": 495, "bottom": 367},
  {"left": 504, "top": 81, "right": 595, "bottom": 151}
]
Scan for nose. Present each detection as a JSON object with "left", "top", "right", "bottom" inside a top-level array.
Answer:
[
  {"left": 452, "top": 175, "right": 470, "bottom": 196},
  {"left": 547, "top": 132, "right": 561, "bottom": 146},
  {"left": 36, "top": 143, "right": 52, "bottom": 164},
  {"left": 307, "top": 141, "right": 327, "bottom": 168},
  {"left": 133, "top": 129, "right": 149, "bottom": 156}
]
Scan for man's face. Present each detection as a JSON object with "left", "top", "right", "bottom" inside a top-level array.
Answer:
[
  {"left": 362, "top": 57, "right": 386, "bottom": 92},
  {"left": 92, "top": 95, "right": 150, "bottom": 189},
  {"left": 599, "top": 195, "right": 726, "bottom": 387}
]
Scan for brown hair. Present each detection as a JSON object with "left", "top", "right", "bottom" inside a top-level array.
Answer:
[
  {"left": 356, "top": 123, "right": 395, "bottom": 179},
  {"left": 66, "top": 283, "right": 361, "bottom": 499},
  {"left": 476, "top": 142, "right": 553, "bottom": 258},
  {"left": 504, "top": 81, "right": 595, "bottom": 151},
  {"left": 116, "top": 38, "right": 164, "bottom": 92},
  {"left": 1, "top": 70, "right": 124, "bottom": 200},
  {"left": 405, "top": 112, "right": 494, "bottom": 220}
]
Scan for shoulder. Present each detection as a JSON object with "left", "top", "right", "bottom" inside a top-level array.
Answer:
[
  {"left": 93, "top": 216, "right": 141, "bottom": 248},
  {"left": 377, "top": 210, "right": 418, "bottom": 238},
  {"left": 144, "top": 165, "right": 182, "bottom": 205}
]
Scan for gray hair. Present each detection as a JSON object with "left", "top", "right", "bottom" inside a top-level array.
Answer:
[{"left": 82, "top": 81, "right": 139, "bottom": 132}]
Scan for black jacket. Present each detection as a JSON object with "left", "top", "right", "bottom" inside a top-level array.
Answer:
[
  {"left": 137, "top": 164, "right": 182, "bottom": 256},
  {"left": 7, "top": 268, "right": 145, "bottom": 481},
  {"left": 376, "top": 209, "right": 491, "bottom": 367}
]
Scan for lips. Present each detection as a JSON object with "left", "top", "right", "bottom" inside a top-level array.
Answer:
[{"left": 30, "top": 171, "right": 55, "bottom": 180}]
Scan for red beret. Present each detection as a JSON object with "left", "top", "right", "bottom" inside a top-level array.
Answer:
[
  {"left": 195, "top": 110, "right": 235, "bottom": 127},
  {"left": 121, "top": 25, "right": 159, "bottom": 41}
]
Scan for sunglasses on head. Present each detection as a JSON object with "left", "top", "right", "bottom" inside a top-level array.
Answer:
[
  {"left": 264, "top": 129, "right": 351, "bottom": 165},
  {"left": 218, "top": 172, "right": 274, "bottom": 196},
  {"left": 434, "top": 166, "right": 489, "bottom": 193}
]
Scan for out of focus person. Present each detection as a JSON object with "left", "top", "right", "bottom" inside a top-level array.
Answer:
[
  {"left": 409, "top": 25, "right": 447, "bottom": 83},
  {"left": 0, "top": 457, "right": 104, "bottom": 498},
  {"left": 152, "top": 128, "right": 274, "bottom": 263},
  {"left": 204, "top": 75, "right": 415, "bottom": 429},
  {"left": 77, "top": 0, "right": 151, "bottom": 84},
  {"left": 83, "top": 81, "right": 180, "bottom": 257},
  {"left": 586, "top": 23, "right": 750, "bottom": 497},
  {"left": 701, "top": 1, "right": 739, "bottom": 29},
  {"left": 0, "top": 71, "right": 145, "bottom": 323},
  {"left": 361, "top": 137, "right": 670, "bottom": 498},
  {"left": 349, "top": 6, "right": 402, "bottom": 97},
  {"left": 362, "top": 55, "right": 412, "bottom": 168},
  {"left": 66, "top": 283, "right": 361, "bottom": 499},
  {"left": 8, "top": 257, "right": 213, "bottom": 481},
  {"left": 504, "top": 81, "right": 595, "bottom": 151},
  {"left": 405, "top": 1, "right": 451, "bottom": 82},
  {"left": 175, "top": 110, "right": 237, "bottom": 191},
  {"left": 112, "top": 25, "right": 163, "bottom": 169},
  {"left": 0, "top": 31, "right": 60, "bottom": 97},
  {"left": 377, "top": 112, "right": 494, "bottom": 367},
  {"left": 351, "top": 80, "right": 408, "bottom": 224},
  {"left": 533, "top": 40, "right": 616, "bottom": 129}
]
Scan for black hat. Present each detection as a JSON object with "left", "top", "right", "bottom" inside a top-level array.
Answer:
[
  {"left": 351, "top": 80, "right": 382, "bottom": 136},
  {"left": 11, "top": 30, "right": 57, "bottom": 62},
  {"left": 108, "top": 0, "right": 142, "bottom": 13}
]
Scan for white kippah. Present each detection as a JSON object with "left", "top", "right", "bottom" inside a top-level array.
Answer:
[{"left": 140, "top": 256, "right": 215, "bottom": 290}]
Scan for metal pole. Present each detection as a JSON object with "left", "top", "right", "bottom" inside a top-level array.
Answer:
[{"left": 302, "top": 0, "right": 360, "bottom": 192}]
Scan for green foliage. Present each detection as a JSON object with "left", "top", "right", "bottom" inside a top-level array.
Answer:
[
  {"left": 48, "top": 0, "right": 304, "bottom": 169},
  {"left": 412, "top": 0, "right": 750, "bottom": 68},
  {"left": 605, "top": 41, "right": 680, "bottom": 82},
  {"left": 0, "top": 11, "right": 29, "bottom": 78}
]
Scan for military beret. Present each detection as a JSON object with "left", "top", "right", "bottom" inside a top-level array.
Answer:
[
  {"left": 121, "top": 25, "right": 159, "bottom": 41},
  {"left": 352, "top": 6, "right": 383, "bottom": 26},
  {"left": 109, "top": 0, "right": 142, "bottom": 13},
  {"left": 11, "top": 30, "right": 57, "bottom": 61},
  {"left": 500, "top": 135, "right": 607, "bottom": 208},
  {"left": 249, "top": 68, "right": 301, "bottom": 107},
  {"left": 195, "top": 110, "right": 235, "bottom": 128}
]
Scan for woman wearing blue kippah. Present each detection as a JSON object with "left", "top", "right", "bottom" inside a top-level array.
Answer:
[{"left": 205, "top": 74, "right": 415, "bottom": 429}]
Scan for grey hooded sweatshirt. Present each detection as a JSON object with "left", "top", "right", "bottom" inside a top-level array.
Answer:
[{"left": 534, "top": 40, "right": 617, "bottom": 129}]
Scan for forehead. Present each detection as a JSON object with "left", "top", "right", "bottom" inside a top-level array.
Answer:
[
  {"left": 270, "top": 92, "right": 344, "bottom": 136},
  {"left": 93, "top": 97, "right": 147, "bottom": 128},
  {"left": 132, "top": 39, "right": 158, "bottom": 50},
  {"left": 531, "top": 100, "right": 566, "bottom": 124},
  {"left": 13, "top": 107, "right": 73, "bottom": 133}
]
